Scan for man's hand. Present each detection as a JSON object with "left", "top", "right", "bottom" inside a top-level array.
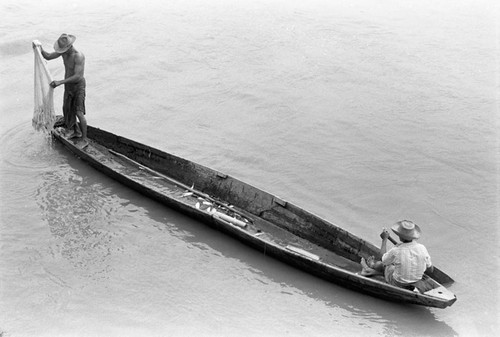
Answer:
[
  {"left": 32, "top": 40, "right": 42, "bottom": 49},
  {"left": 379, "top": 228, "right": 389, "bottom": 255},
  {"left": 380, "top": 228, "right": 390, "bottom": 240},
  {"left": 50, "top": 80, "right": 61, "bottom": 88}
]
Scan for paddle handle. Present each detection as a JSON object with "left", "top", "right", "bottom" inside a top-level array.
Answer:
[{"left": 387, "top": 235, "right": 398, "bottom": 245}]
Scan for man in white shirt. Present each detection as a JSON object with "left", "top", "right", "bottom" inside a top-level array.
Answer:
[{"left": 361, "top": 220, "right": 434, "bottom": 291}]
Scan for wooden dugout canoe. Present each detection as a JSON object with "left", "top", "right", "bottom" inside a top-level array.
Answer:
[{"left": 52, "top": 125, "right": 457, "bottom": 308}]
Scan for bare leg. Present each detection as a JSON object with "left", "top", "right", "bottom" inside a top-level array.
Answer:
[
  {"left": 74, "top": 122, "right": 82, "bottom": 137},
  {"left": 75, "top": 111, "right": 88, "bottom": 148}
]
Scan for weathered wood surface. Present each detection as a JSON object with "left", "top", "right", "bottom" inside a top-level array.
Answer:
[{"left": 52, "top": 125, "right": 457, "bottom": 308}]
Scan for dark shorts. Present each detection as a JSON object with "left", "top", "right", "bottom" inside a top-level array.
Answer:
[{"left": 63, "top": 79, "right": 86, "bottom": 129}]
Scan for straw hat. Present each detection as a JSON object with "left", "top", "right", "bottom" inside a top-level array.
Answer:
[
  {"left": 391, "top": 220, "right": 421, "bottom": 240},
  {"left": 54, "top": 34, "right": 76, "bottom": 53}
]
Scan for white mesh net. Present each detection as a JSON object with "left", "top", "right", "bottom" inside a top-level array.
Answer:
[{"left": 32, "top": 40, "right": 56, "bottom": 132}]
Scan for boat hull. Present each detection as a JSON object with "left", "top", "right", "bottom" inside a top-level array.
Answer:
[{"left": 52, "top": 125, "right": 456, "bottom": 308}]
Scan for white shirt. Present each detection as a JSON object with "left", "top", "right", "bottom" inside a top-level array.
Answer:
[{"left": 382, "top": 241, "right": 432, "bottom": 283}]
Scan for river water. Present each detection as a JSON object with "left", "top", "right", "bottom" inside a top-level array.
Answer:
[{"left": 0, "top": 0, "right": 498, "bottom": 336}]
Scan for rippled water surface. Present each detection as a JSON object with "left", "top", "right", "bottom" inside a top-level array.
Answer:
[{"left": 1, "top": 0, "right": 498, "bottom": 336}]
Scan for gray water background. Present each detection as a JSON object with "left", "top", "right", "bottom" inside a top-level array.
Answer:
[{"left": 1, "top": 0, "right": 498, "bottom": 336}]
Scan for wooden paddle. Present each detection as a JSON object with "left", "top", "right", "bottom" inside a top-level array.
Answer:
[
  {"left": 386, "top": 235, "right": 399, "bottom": 245},
  {"left": 380, "top": 231, "right": 455, "bottom": 285}
]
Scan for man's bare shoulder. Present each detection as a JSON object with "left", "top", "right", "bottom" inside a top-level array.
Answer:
[
  {"left": 64, "top": 48, "right": 84, "bottom": 59},
  {"left": 74, "top": 50, "right": 85, "bottom": 61}
]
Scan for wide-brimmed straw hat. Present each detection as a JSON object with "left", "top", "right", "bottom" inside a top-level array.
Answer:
[
  {"left": 391, "top": 220, "right": 421, "bottom": 240},
  {"left": 54, "top": 34, "right": 76, "bottom": 53}
]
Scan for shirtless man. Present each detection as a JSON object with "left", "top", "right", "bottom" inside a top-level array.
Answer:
[{"left": 35, "top": 34, "right": 88, "bottom": 147}]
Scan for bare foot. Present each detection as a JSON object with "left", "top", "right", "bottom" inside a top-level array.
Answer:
[
  {"left": 360, "top": 268, "right": 380, "bottom": 276},
  {"left": 77, "top": 139, "right": 89, "bottom": 149},
  {"left": 360, "top": 257, "right": 371, "bottom": 270},
  {"left": 360, "top": 257, "right": 383, "bottom": 277},
  {"left": 366, "top": 256, "right": 376, "bottom": 268},
  {"left": 68, "top": 132, "right": 82, "bottom": 139}
]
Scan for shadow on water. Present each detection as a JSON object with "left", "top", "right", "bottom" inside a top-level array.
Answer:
[{"left": 3, "top": 123, "right": 457, "bottom": 337}]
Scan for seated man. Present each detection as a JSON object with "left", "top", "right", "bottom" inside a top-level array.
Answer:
[{"left": 361, "top": 220, "right": 434, "bottom": 292}]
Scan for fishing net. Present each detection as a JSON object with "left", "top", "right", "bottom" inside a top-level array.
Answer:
[{"left": 32, "top": 40, "right": 56, "bottom": 132}]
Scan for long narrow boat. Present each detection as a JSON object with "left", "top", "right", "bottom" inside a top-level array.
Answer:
[{"left": 52, "top": 125, "right": 457, "bottom": 308}]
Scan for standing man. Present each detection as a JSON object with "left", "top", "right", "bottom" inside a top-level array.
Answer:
[{"left": 35, "top": 34, "right": 88, "bottom": 148}]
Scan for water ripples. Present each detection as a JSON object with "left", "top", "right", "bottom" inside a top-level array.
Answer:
[{"left": 0, "top": 123, "right": 61, "bottom": 171}]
